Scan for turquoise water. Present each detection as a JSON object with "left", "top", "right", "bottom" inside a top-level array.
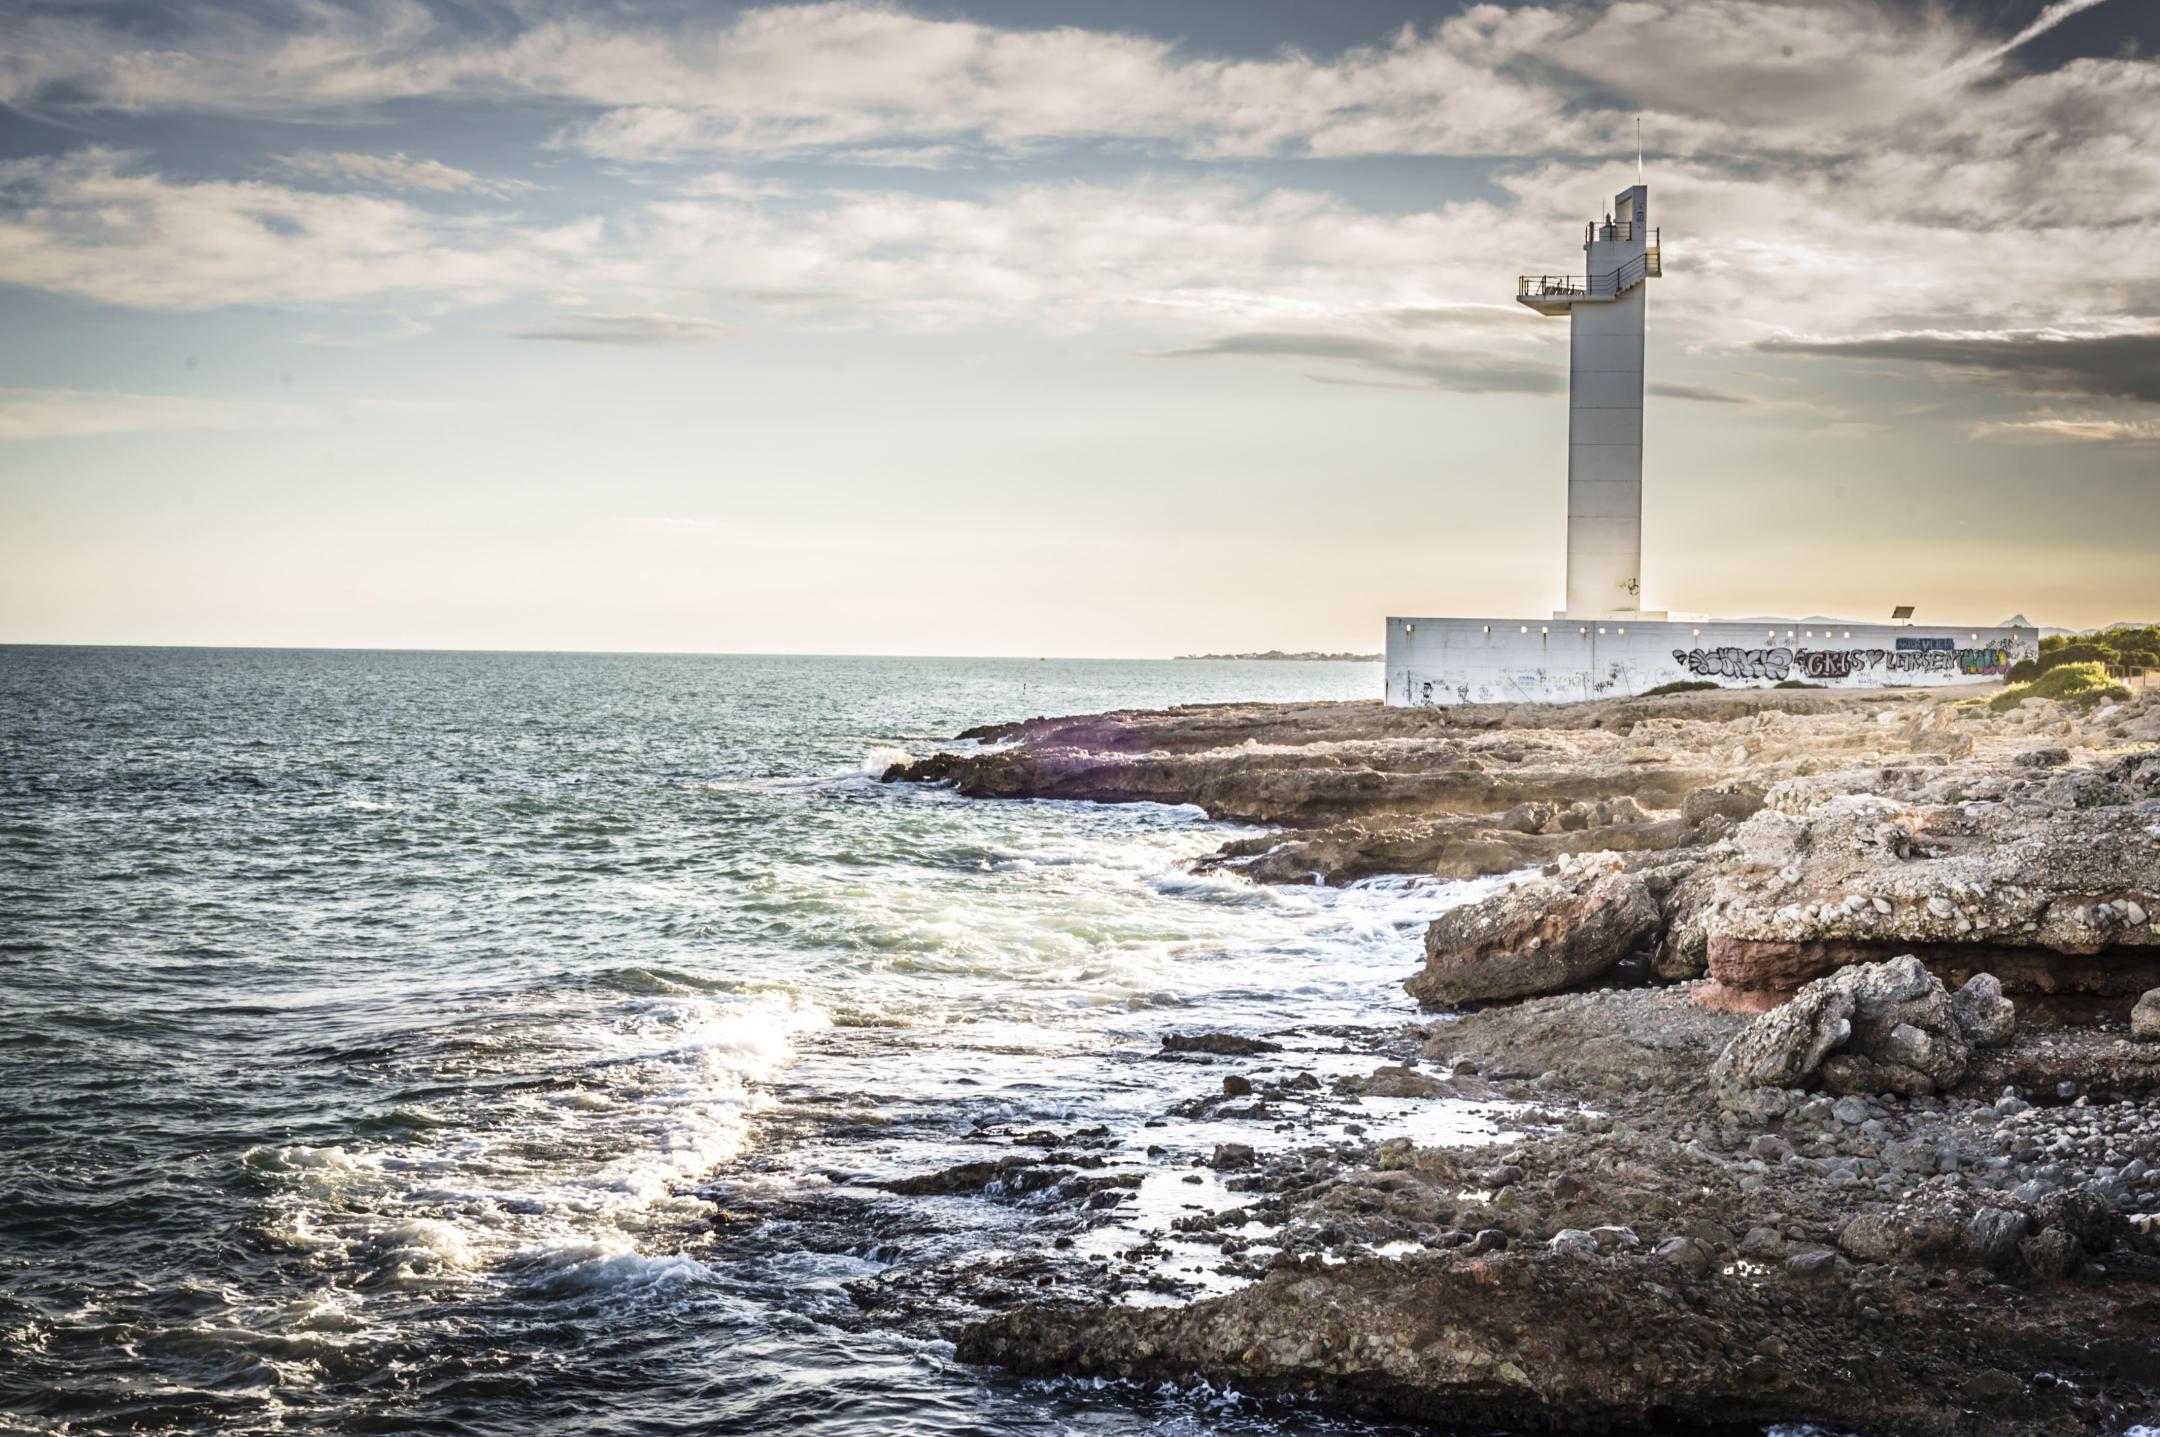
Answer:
[{"left": 1, "top": 647, "right": 1487, "bottom": 1436}]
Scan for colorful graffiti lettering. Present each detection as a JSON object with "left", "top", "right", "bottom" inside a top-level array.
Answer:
[{"left": 1672, "top": 644, "right": 2022, "bottom": 684}]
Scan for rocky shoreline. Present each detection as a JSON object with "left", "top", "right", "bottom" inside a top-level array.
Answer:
[{"left": 861, "top": 686, "right": 2160, "bottom": 1434}]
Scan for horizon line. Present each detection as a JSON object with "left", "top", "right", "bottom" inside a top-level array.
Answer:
[{"left": 0, "top": 640, "right": 1389, "bottom": 663}]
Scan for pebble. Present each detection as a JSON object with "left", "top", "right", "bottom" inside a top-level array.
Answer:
[
  {"left": 1548, "top": 1229, "right": 1598, "bottom": 1258},
  {"left": 1655, "top": 1236, "right": 1714, "bottom": 1275},
  {"left": 1786, "top": 1250, "right": 1839, "bottom": 1278}
]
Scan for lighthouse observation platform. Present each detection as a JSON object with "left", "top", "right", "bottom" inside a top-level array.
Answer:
[{"left": 1518, "top": 222, "right": 1662, "bottom": 313}]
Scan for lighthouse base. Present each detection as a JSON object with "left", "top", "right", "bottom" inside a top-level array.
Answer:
[{"left": 1385, "top": 615, "right": 2034, "bottom": 707}]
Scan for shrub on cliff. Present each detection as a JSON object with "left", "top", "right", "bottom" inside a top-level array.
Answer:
[
  {"left": 1987, "top": 662, "right": 2132, "bottom": 713},
  {"left": 2032, "top": 627, "right": 2160, "bottom": 678}
]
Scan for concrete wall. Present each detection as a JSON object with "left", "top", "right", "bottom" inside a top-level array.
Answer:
[{"left": 1384, "top": 615, "right": 2037, "bottom": 707}]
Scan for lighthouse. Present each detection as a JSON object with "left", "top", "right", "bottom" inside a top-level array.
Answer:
[
  {"left": 1382, "top": 180, "right": 2031, "bottom": 706},
  {"left": 1517, "top": 184, "right": 1660, "bottom": 620}
]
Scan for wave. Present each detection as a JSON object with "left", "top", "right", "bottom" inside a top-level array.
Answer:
[{"left": 245, "top": 991, "right": 827, "bottom": 1315}]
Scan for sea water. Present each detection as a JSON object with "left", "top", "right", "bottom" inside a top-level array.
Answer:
[{"left": 1, "top": 647, "right": 1499, "bottom": 1436}]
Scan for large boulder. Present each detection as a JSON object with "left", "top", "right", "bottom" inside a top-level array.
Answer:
[
  {"left": 1714, "top": 955, "right": 2014, "bottom": 1101},
  {"left": 1406, "top": 862, "right": 1661, "bottom": 1007},
  {"left": 2134, "top": 989, "right": 2160, "bottom": 1042}
]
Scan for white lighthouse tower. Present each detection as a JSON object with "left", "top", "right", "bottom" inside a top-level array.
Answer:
[
  {"left": 1518, "top": 183, "right": 1660, "bottom": 619},
  {"left": 1382, "top": 178, "right": 2034, "bottom": 706}
]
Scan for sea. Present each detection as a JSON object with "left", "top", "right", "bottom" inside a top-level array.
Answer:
[{"left": 0, "top": 646, "right": 1514, "bottom": 1437}]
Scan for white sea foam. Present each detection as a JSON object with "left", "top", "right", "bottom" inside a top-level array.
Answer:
[
  {"left": 249, "top": 992, "right": 826, "bottom": 1310},
  {"left": 368, "top": 1218, "right": 477, "bottom": 1276},
  {"left": 861, "top": 744, "right": 913, "bottom": 775},
  {"left": 508, "top": 1238, "right": 713, "bottom": 1300}
]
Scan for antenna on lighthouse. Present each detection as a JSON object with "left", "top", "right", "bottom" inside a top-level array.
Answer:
[{"left": 1635, "top": 116, "right": 1643, "bottom": 181}]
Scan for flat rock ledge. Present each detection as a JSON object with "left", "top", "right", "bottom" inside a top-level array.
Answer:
[{"left": 958, "top": 1248, "right": 2128, "bottom": 1437}]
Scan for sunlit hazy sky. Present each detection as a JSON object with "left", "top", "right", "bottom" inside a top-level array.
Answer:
[{"left": 3, "top": 0, "right": 2156, "bottom": 655}]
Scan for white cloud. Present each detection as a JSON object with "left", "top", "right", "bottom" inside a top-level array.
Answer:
[
  {"left": 512, "top": 311, "right": 727, "bottom": 344},
  {"left": 276, "top": 150, "right": 535, "bottom": 196},
  {"left": 0, "top": 148, "right": 575, "bottom": 310},
  {"left": 1974, "top": 415, "right": 2160, "bottom": 444},
  {"left": 0, "top": 387, "right": 313, "bottom": 441},
  {"left": 0, "top": 3, "right": 2153, "bottom": 425},
  {"left": 5, "top": 0, "right": 2130, "bottom": 172}
]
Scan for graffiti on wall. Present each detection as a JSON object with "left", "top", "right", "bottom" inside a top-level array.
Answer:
[
  {"left": 1672, "top": 646, "right": 1795, "bottom": 680},
  {"left": 1670, "top": 644, "right": 2018, "bottom": 682}
]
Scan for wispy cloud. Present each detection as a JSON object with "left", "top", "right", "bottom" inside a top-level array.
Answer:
[
  {"left": 1154, "top": 330, "right": 1757, "bottom": 403},
  {"left": 1756, "top": 327, "right": 2160, "bottom": 405},
  {"left": 0, "top": 388, "right": 312, "bottom": 441},
  {"left": 512, "top": 312, "right": 729, "bottom": 345},
  {"left": 1648, "top": 381, "right": 1754, "bottom": 405},
  {"left": 1967, "top": 0, "right": 2120, "bottom": 68},
  {"left": 1974, "top": 415, "right": 2160, "bottom": 444},
  {"left": 1152, "top": 331, "right": 1561, "bottom": 396},
  {"left": 275, "top": 150, "right": 535, "bottom": 197},
  {"left": 0, "top": 148, "right": 581, "bottom": 310}
]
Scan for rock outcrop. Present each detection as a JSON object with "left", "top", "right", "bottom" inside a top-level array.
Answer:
[
  {"left": 872, "top": 687, "right": 2160, "bottom": 1437},
  {"left": 910, "top": 980, "right": 2160, "bottom": 1437},
  {"left": 1405, "top": 859, "right": 1660, "bottom": 1007},
  {"left": 1699, "top": 786, "right": 2160, "bottom": 1018},
  {"left": 888, "top": 685, "right": 2160, "bottom": 1021},
  {"left": 1714, "top": 955, "right": 2014, "bottom": 1101},
  {"left": 957, "top": 1247, "right": 2122, "bottom": 1437}
]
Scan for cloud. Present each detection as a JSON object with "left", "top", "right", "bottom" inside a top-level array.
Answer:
[
  {"left": 0, "top": 2, "right": 2154, "bottom": 443},
  {"left": 1156, "top": 330, "right": 1760, "bottom": 403},
  {"left": 1153, "top": 332, "right": 1561, "bottom": 396},
  {"left": 3, "top": 0, "right": 2135, "bottom": 174},
  {"left": 0, "top": 148, "right": 576, "bottom": 310},
  {"left": 1648, "top": 381, "right": 1753, "bottom": 404},
  {"left": 0, "top": 387, "right": 312, "bottom": 441},
  {"left": 275, "top": 150, "right": 535, "bottom": 197},
  {"left": 1756, "top": 328, "right": 2160, "bottom": 404},
  {"left": 1966, "top": 0, "right": 2122, "bottom": 68},
  {"left": 1973, "top": 415, "right": 2160, "bottom": 444},
  {"left": 512, "top": 312, "right": 728, "bottom": 344},
  {"left": 672, "top": 171, "right": 798, "bottom": 200}
]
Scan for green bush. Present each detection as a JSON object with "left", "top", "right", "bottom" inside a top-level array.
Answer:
[
  {"left": 1640, "top": 680, "right": 1721, "bottom": 697},
  {"left": 2035, "top": 627, "right": 2160, "bottom": 677},
  {"left": 1773, "top": 679, "right": 1823, "bottom": 689},
  {"left": 1987, "top": 662, "right": 2132, "bottom": 713},
  {"left": 2035, "top": 642, "right": 2114, "bottom": 675},
  {"left": 2006, "top": 659, "right": 2040, "bottom": 683}
]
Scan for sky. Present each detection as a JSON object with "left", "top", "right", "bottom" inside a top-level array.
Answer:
[{"left": 1, "top": 0, "right": 2155, "bottom": 657}]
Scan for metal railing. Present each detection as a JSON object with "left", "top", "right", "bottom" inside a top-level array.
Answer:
[
  {"left": 1584, "top": 222, "right": 1659, "bottom": 247},
  {"left": 1518, "top": 246, "right": 1660, "bottom": 301}
]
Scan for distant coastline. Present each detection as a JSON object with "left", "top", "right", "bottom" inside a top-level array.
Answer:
[{"left": 1174, "top": 649, "right": 1381, "bottom": 662}]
